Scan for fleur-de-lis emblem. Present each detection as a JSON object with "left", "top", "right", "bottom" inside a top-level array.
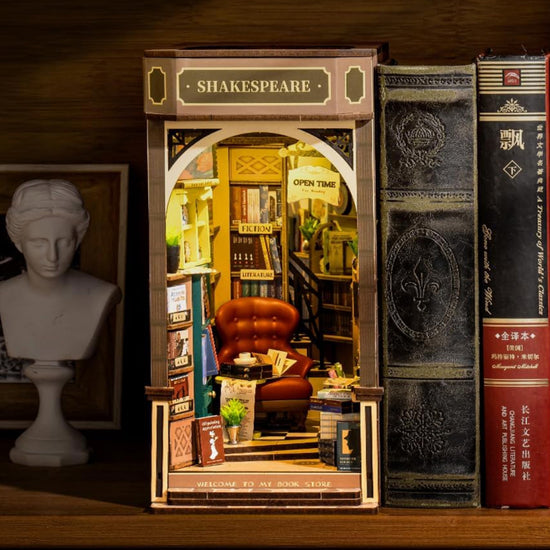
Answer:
[{"left": 401, "top": 258, "right": 441, "bottom": 312}]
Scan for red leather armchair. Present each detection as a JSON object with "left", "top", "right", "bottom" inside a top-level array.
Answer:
[{"left": 215, "top": 297, "right": 314, "bottom": 427}]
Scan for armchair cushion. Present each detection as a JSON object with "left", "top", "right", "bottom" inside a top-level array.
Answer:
[{"left": 256, "top": 375, "right": 312, "bottom": 401}]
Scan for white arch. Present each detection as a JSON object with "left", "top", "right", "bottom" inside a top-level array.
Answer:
[{"left": 164, "top": 120, "right": 357, "bottom": 210}]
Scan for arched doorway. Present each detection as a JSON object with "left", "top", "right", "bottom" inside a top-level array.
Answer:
[{"left": 166, "top": 123, "right": 358, "bottom": 367}]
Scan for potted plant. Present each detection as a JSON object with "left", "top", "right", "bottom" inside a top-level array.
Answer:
[
  {"left": 298, "top": 216, "right": 320, "bottom": 251},
  {"left": 347, "top": 235, "right": 358, "bottom": 258},
  {"left": 220, "top": 398, "right": 247, "bottom": 444},
  {"left": 347, "top": 234, "right": 359, "bottom": 281},
  {"left": 166, "top": 231, "right": 181, "bottom": 273}
]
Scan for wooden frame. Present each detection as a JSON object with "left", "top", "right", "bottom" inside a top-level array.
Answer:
[
  {"left": 144, "top": 47, "right": 385, "bottom": 511},
  {"left": 0, "top": 164, "right": 128, "bottom": 429}
]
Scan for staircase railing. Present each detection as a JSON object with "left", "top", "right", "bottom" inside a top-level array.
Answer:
[{"left": 288, "top": 251, "right": 327, "bottom": 368}]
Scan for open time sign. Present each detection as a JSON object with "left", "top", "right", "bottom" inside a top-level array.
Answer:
[{"left": 287, "top": 165, "right": 340, "bottom": 204}]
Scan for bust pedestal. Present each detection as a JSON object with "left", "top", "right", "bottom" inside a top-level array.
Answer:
[{"left": 9, "top": 360, "right": 89, "bottom": 466}]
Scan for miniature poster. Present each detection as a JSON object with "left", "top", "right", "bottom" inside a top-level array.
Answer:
[
  {"left": 219, "top": 378, "right": 256, "bottom": 441},
  {"left": 167, "top": 281, "right": 192, "bottom": 325},
  {"left": 167, "top": 327, "right": 193, "bottom": 372}
]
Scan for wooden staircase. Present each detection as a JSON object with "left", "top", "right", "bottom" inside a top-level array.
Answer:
[
  {"left": 154, "top": 435, "right": 374, "bottom": 512},
  {"left": 223, "top": 435, "right": 320, "bottom": 462}
]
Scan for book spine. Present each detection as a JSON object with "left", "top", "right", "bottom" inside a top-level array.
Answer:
[
  {"left": 230, "top": 185, "right": 242, "bottom": 225},
  {"left": 268, "top": 189, "right": 278, "bottom": 224},
  {"left": 268, "top": 236, "right": 282, "bottom": 274},
  {"left": 242, "top": 236, "right": 251, "bottom": 268},
  {"left": 259, "top": 185, "right": 270, "bottom": 223},
  {"left": 230, "top": 234, "right": 241, "bottom": 270},
  {"left": 321, "top": 397, "right": 357, "bottom": 411},
  {"left": 377, "top": 64, "right": 479, "bottom": 507},
  {"left": 240, "top": 187, "right": 248, "bottom": 223},
  {"left": 260, "top": 235, "right": 272, "bottom": 270},
  {"left": 218, "top": 370, "right": 269, "bottom": 381},
  {"left": 249, "top": 280, "right": 259, "bottom": 296},
  {"left": 247, "top": 187, "right": 260, "bottom": 223},
  {"left": 316, "top": 389, "right": 353, "bottom": 399},
  {"left": 202, "top": 326, "right": 220, "bottom": 377},
  {"left": 232, "top": 278, "right": 242, "bottom": 298},
  {"left": 309, "top": 399, "right": 358, "bottom": 414},
  {"left": 252, "top": 235, "right": 263, "bottom": 269},
  {"left": 478, "top": 54, "right": 550, "bottom": 508}
]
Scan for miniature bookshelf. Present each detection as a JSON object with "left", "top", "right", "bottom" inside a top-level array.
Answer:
[
  {"left": 226, "top": 144, "right": 287, "bottom": 301},
  {"left": 166, "top": 179, "right": 219, "bottom": 271}
]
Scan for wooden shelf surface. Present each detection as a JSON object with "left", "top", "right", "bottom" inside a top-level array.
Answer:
[{"left": 1, "top": 432, "right": 550, "bottom": 549}]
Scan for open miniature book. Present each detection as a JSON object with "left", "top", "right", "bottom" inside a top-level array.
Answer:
[{"left": 251, "top": 349, "right": 297, "bottom": 377}]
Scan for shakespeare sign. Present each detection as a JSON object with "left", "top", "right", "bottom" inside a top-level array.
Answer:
[
  {"left": 177, "top": 68, "right": 330, "bottom": 105},
  {"left": 143, "top": 48, "right": 382, "bottom": 118}
]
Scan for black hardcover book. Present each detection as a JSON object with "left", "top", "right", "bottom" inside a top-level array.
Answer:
[
  {"left": 377, "top": 64, "right": 480, "bottom": 507},
  {"left": 219, "top": 362, "right": 273, "bottom": 380},
  {"left": 309, "top": 397, "right": 359, "bottom": 414}
]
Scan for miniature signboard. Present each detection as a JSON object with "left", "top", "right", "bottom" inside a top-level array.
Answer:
[{"left": 287, "top": 165, "right": 340, "bottom": 205}]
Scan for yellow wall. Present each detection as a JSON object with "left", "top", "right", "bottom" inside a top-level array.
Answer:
[{"left": 212, "top": 147, "right": 232, "bottom": 309}]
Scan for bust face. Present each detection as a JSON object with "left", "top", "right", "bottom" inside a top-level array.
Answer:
[{"left": 18, "top": 216, "right": 77, "bottom": 280}]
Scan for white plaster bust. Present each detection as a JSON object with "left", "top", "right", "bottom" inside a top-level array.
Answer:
[{"left": 0, "top": 179, "right": 121, "bottom": 361}]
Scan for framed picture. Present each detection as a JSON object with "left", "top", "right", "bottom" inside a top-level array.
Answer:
[{"left": 0, "top": 164, "right": 128, "bottom": 429}]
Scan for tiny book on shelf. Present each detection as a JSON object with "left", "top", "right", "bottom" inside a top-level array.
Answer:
[
  {"left": 230, "top": 185, "right": 242, "bottom": 225},
  {"left": 193, "top": 415, "right": 225, "bottom": 466},
  {"left": 168, "top": 369, "right": 193, "bottom": 402},
  {"left": 201, "top": 325, "right": 219, "bottom": 377},
  {"left": 167, "top": 327, "right": 193, "bottom": 373},
  {"left": 166, "top": 279, "right": 192, "bottom": 326},
  {"left": 169, "top": 396, "right": 193, "bottom": 419},
  {"left": 377, "top": 64, "right": 479, "bottom": 507},
  {"left": 169, "top": 416, "right": 196, "bottom": 469},
  {"left": 336, "top": 420, "right": 361, "bottom": 471},
  {"left": 477, "top": 52, "right": 550, "bottom": 508},
  {"left": 309, "top": 397, "right": 359, "bottom": 414},
  {"left": 319, "top": 438, "right": 337, "bottom": 466}
]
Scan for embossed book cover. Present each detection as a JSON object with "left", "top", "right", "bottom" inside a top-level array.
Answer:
[
  {"left": 376, "top": 65, "right": 479, "bottom": 507},
  {"left": 477, "top": 53, "right": 550, "bottom": 508}
]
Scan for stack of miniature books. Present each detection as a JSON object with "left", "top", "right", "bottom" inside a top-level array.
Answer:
[{"left": 310, "top": 386, "right": 360, "bottom": 468}]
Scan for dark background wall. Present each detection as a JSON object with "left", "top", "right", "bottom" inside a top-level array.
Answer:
[{"left": 2, "top": 0, "right": 549, "bottom": 436}]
